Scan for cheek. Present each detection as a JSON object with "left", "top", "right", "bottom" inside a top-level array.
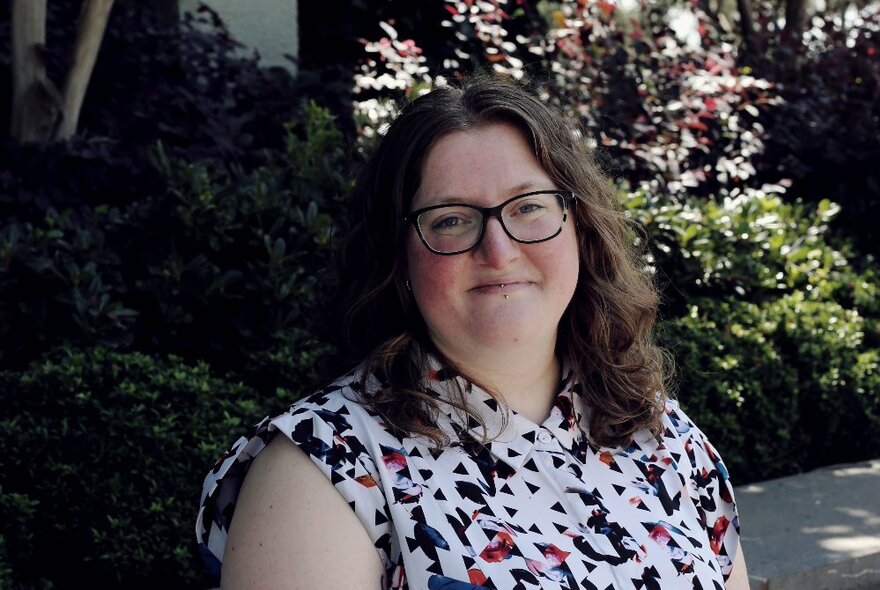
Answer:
[
  {"left": 564, "top": 230, "right": 581, "bottom": 281},
  {"left": 541, "top": 227, "right": 580, "bottom": 288},
  {"left": 405, "top": 233, "right": 432, "bottom": 287},
  {"left": 406, "top": 235, "right": 461, "bottom": 314},
  {"left": 543, "top": 236, "right": 580, "bottom": 318}
]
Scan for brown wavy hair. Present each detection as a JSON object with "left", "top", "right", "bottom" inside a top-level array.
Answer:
[{"left": 334, "top": 74, "right": 670, "bottom": 448}]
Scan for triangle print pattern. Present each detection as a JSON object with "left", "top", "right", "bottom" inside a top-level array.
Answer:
[{"left": 196, "top": 358, "right": 739, "bottom": 589}]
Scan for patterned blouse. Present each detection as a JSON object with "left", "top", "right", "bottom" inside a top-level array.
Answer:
[{"left": 196, "top": 359, "right": 740, "bottom": 589}]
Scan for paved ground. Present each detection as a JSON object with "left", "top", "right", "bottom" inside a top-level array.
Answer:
[{"left": 736, "top": 458, "right": 880, "bottom": 590}]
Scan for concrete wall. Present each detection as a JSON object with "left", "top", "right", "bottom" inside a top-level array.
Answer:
[{"left": 179, "top": 0, "right": 298, "bottom": 72}]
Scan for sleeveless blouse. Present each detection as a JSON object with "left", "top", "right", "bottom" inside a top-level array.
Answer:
[{"left": 196, "top": 361, "right": 740, "bottom": 589}]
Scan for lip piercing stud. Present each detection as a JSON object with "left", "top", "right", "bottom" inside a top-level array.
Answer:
[{"left": 504, "top": 294, "right": 509, "bottom": 300}]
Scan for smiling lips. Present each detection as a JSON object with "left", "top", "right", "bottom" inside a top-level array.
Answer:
[{"left": 470, "top": 281, "right": 531, "bottom": 295}]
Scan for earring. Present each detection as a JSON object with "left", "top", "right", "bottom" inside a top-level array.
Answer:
[{"left": 405, "top": 279, "right": 412, "bottom": 292}]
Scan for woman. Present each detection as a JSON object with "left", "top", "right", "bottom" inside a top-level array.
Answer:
[{"left": 196, "top": 75, "right": 749, "bottom": 589}]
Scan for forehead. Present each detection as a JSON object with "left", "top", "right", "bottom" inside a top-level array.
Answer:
[{"left": 412, "top": 122, "right": 554, "bottom": 209}]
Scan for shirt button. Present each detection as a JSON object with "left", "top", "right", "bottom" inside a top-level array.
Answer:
[{"left": 537, "top": 430, "right": 553, "bottom": 444}]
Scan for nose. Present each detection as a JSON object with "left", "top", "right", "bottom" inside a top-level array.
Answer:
[{"left": 473, "top": 217, "right": 520, "bottom": 267}]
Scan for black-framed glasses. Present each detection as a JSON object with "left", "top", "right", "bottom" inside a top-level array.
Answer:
[{"left": 404, "top": 190, "right": 575, "bottom": 255}]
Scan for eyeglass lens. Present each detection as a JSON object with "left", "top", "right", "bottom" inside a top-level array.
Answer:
[{"left": 416, "top": 191, "right": 566, "bottom": 254}]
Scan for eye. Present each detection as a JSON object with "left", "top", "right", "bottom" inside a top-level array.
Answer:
[
  {"left": 430, "top": 214, "right": 473, "bottom": 231},
  {"left": 419, "top": 205, "right": 479, "bottom": 235},
  {"left": 511, "top": 201, "right": 547, "bottom": 217}
]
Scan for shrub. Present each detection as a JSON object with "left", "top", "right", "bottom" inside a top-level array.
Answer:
[
  {"left": 751, "top": 7, "right": 880, "bottom": 255},
  {"left": 1, "top": 102, "right": 349, "bottom": 393},
  {"left": 626, "top": 187, "right": 877, "bottom": 309},
  {"left": 353, "top": 1, "right": 778, "bottom": 200},
  {"left": 665, "top": 294, "right": 880, "bottom": 482},
  {"left": 1, "top": 91, "right": 350, "bottom": 590},
  {"left": 0, "top": 346, "right": 276, "bottom": 589},
  {"left": 2, "top": 9, "right": 354, "bottom": 581},
  {"left": 625, "top": 185, "right": 880, "bottom": 481},
  {"left": 352, "top": 1, "right": 879, "bottom": 255}
]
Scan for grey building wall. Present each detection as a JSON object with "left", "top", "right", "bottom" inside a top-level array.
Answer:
[{"left": 180, "top": 0, "right": 298, "bottom": 72}]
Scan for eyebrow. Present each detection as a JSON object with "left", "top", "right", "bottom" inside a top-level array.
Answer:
[{"left": 417, "top": 180, "right": 548, "bottom": 208}]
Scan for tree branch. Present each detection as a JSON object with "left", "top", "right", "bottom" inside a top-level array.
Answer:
[
  {"left": 10, "top": 0, "right": 62, "bottom": 143},
  {"left": 55, "top": 0, "right": 116, "bottom": 141}
]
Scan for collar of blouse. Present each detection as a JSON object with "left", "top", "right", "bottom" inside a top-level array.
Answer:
[{"left": 420, "top": 355, "right": 594, "bottom": 469}]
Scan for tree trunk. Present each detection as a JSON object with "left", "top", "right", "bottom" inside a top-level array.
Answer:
[
  {"left": 783, "top": 0, "right": 809, "bottom": 42},
  {"left": 779, "top": 0, "right": 809, "bottom": 77},
  {"left": 10, "top": 0, "right": 62, "bottom": 143},
  {"left": 56, "top": 0, "right": 116, "bottom": 140},
  {"left": 736, "top": 0, "right": 760, "bottom": 56}
]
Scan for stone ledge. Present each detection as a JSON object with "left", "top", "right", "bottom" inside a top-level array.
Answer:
[{"left": 736, "top": 459, "right": 880, "bottom": 590}]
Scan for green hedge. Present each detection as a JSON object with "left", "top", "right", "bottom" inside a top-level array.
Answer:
[
  {"left": 0, "top": 347, "right": 276, "bottom": 589},
  {"left": 668, "top": 294, "right": 880, "bottom": 481},
  {"left": 626, "top": 186, "right": 880, "bottom": 481},
  {"left": 0, "top": 103, "right": 349, "bottom": 588}
]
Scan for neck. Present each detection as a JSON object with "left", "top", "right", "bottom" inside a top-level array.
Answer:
[{"left": 433, "top": 339, "right": 561, "bottom": 425}]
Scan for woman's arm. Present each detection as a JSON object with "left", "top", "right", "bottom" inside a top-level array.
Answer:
[
  {"left": 726, "top": 539, "right": 750, "bottom": 590},
  {"left": 221, "top": 435, "right": 386, "bottom": 590}
]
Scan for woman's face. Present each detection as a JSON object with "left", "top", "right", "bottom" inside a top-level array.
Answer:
[{"left": 405, "top": 122, "right": 580, "bottom": 362}]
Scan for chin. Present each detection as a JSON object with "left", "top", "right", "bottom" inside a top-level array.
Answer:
[{"left": 471, "top": 321, "right": 551, "bottom": 349}]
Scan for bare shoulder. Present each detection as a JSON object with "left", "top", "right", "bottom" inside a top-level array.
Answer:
[
  {"left": 726, "top": 539, "right": 750, "bottom": 590},
  {"left": 220, "top": 435, "right": 386, "bottom": 590}
]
